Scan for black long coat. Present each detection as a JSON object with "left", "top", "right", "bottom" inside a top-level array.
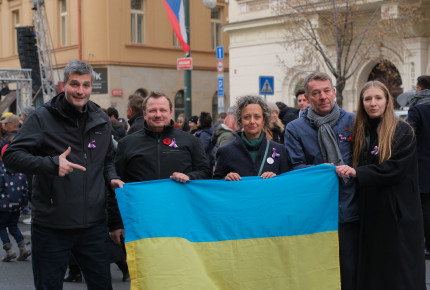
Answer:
[{"left": 355, "top": 120, "right": 425, "bottom": 290}]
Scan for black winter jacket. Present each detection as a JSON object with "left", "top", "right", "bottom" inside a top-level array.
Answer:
[
  {"left": 3, "top": 93, "right": 119, "bottom": 229},
  {"left": 108, "top": 120, "right": 212, "bottom": 231}
]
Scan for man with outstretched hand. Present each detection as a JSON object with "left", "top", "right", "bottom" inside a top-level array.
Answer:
[{"left": 3, "top": 60, "right": 123, "bottom": 290}]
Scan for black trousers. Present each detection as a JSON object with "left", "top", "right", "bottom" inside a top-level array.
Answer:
[
  {"left": 339, "top": 221, "right": 359, "bottom": 290},
  {"left": 421, "top": 193, "right": 430, "bottom": 251}
]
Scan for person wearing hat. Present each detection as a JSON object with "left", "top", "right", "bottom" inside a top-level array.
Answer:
[
  {"left": 0, "top": 115, "right": 21, "bottom": 151},
  {"left": 188, "top": 115, "right": 198, "bottom": 134}
]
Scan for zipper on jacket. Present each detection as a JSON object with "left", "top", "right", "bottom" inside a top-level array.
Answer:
[
  {"left": 83, "top": 143, "right": 88, "bottom": 227},
  {"left": 157, "top": 137, "right": 161, "bottom": 178}
]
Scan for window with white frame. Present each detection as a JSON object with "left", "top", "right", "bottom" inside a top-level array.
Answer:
[
  {"left": 13, "top": 10, "right": 20, "bottom": 54},
  {"left": 131, "top": 0, "right": 144, "bottom": 44},
  {"left": 210, "top": 7, "right": 222, "bottom": 50},
  {"left": 60, "top": 0, "right": 67, "bottom": 46}
]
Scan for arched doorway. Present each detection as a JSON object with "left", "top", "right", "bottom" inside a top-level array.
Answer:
[
  {"left": 368, "top": 60, "right": 403, "bottom": 108},
  {"left": 174, "top": 89, "right": 184, "bottom": 120}
]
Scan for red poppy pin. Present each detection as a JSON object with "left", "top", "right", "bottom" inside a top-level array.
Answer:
[
  {"left": 348, "top": 136, "right": 352, "bottom": 143},
  {"left": 163, "top": 138, "right": 171, "bottom": 145}
]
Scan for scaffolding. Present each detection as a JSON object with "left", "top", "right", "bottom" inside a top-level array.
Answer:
[
  {"left": 32, "top": 0, "right": 57, "bottom": 102},
  {"left": 0, "top": 69, "right": 33, "bottom": 114}
]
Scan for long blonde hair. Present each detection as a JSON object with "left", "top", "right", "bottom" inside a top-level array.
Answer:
[{"left": 352, "top": 81, "right": 398, "bottom": 167}]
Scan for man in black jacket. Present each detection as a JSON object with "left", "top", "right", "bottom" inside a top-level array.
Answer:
[
  {"left": 3, "top": 60, "right": 123, "bottom": 290},
  {"left": 108, "top": 91, "right": 212, "bottom": 244},
  {"left": 126, "top": 94, "right": 145, "bottom": 135},
  {"left": 408, "top": 75, "right": 430, "bottom": 257}
]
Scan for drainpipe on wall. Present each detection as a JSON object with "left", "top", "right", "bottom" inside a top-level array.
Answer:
[{"left": 78, "top": 0, "right": 82, "bottom": 60}]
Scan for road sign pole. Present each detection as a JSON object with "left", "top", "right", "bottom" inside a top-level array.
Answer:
[{"left": 184, "top": 0, "right": 192, "bottom": 118}]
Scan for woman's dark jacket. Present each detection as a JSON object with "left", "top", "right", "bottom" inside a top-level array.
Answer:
[
  {"left": 213, "top": 132, "right": 288, "bottom": 179},
  {"left": 0, "top": 164, "right": 29, "bottom": 212},
  {"left": 3, "top": 93, "right": 118, "bottom": 229},
  {"left": 355, "top": 120, "right": 425, "bottom": 290}
]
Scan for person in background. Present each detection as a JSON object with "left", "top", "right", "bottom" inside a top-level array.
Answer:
[
  {"left": 295, "top": 89, "right": 310, "bottom": 117},
  {"left": 266, "top": 101, "right": 284, "bottom": 144},
  {"left": 107, "top": 107, "right": 126, "bottom": 141},
  {"left": 212, "top": 112, "right": 226, "bottom": 132},
  {"left": 0, "top": 115, "right": 21, "bottom": 150},
  {"left": 211, "top": 114, "right": 237, "bottom": 166},
  {"left": 284, "top": 72, "right": 358, "bottom": 290},
  {"left": 336, "top": 80, "right": 425, "bottom": 290},
  {"left": 176, "top": 113, "right": 190, "bottom": 132},
  {"left": 0, "top": 143, "right": 31, "bottom": 262},
  {"left": 213, "top": 95, "right": 288, "bottom": 180},
  {"left": 126, "top": 94, "right": 145, "bottom": 135},
  {"left": 277, "top": 101, "right": 299, "bottom": 127},
  {"left": 407, "top": 75, "right": 430, "bottom": 259},
  {"left": 195, "top": 112, "right": 214, "bottom": 166},
  {"left": 20, "top": 105, "right": 36, "bottom": 125},
  {"left": 3, "top": 60, "right": 122, "bottom": 289},
  {"left": 188, "top": 115, "right": 198, "bottom": 135}
]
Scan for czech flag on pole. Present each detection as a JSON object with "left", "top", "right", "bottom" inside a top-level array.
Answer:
[{"left": 163, "top": 0, "right": 190, "bottom": 55}]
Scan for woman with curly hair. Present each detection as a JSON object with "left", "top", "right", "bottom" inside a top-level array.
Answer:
[{"left": 213, "top": 96, "right": 288, "bottom": 180}]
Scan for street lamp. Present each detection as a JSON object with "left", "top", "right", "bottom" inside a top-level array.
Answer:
[{"left": 203, "top": 0, "right": 217, "bottom": 9}]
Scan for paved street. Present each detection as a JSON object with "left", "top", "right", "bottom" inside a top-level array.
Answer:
[
  {"left": 1, "top": 216, "right": 430, "bottom": 289},
  {"left": 0, "top": 216, "right": 129, "bottom": 290}
]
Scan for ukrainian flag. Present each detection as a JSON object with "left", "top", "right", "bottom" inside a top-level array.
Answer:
[{"left": 116, "top": 164, "right": 340, "bottom": 289}]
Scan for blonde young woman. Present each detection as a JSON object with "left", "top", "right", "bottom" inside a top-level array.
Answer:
[
  {"left": 266, "top": 102, "right": 285, "bottom": 144},
  {"left": 336, "top": 81, "right": 425, "bottom": 290}
]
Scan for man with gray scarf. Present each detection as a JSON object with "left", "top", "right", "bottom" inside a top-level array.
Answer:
[
  {"left": 284, "top": 72, "right": 358, "bottom": 290},
  {"left": 408, "top": 75, "right": 430, "bottom": 257}
]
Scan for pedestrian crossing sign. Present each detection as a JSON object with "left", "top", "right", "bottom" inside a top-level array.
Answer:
[{"left": 259, "top": 76, "right": 274, "bottom": 95}]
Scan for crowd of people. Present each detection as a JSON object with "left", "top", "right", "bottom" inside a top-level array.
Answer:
[{"left": 0, "top": 59, "right": 428, "bottom": 290}]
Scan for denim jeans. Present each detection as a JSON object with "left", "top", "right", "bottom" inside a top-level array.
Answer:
[
  {"left": 31, "top": 223, "right": 112, "bottom": 290},
  {"left": 0, "top": 211, "right": 24, "bottom": 245}
]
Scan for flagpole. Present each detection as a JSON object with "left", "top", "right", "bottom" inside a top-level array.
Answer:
[{"left": 184, "top": 0, "right": 192, "bottom": 118}]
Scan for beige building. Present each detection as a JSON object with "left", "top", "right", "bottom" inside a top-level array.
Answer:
[
  {"left": 225, "top": 0, "right": 430, "bottom": 112},
  {"left": 0, "top": 0, "right": 230, "bottom": 119}
]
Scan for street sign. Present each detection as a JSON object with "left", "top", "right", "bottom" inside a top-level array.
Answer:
[
  {"left": 217, "top": 60, "right": 224, "bottom": 74},
  {"left": 218, "top": 78, "right": 224, "bottom": 97},
  {"left": 177, "top": 57, "right": 193, "bottom": 70},
  {"left": 259, "top": 76, "right": 274, "bottom": 95},
  {"left": 216, "top": 46, "right": 224, "bottom": 60}
]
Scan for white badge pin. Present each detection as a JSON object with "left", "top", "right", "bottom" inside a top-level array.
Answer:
[{"left": 267, "top": 157, "right": 274, "bottom": 164}]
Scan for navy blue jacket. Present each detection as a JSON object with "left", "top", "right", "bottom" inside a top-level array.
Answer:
[
  {"left": 408, "top": 102, "right": 430, "bottom": 194},
  {"left": 284, "top": 108, "right": 358, "bottom": 223},
  {"left": 213, "top": 132, "right": 288, "bottom": 179},
  {"left": 0, "top": 163, "right": 29, "bottom": 212}
]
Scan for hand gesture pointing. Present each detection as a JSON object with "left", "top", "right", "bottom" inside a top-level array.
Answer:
[{"left": 58, "top": 147, "right": 86, "bottom": 177}]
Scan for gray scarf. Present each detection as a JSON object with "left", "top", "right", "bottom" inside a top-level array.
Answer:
[
  {"left": 409, "top": 89, "right": 430, "bottom": 107},
  {"left": 307, "top": 103, "right": 344, "bottom": 165}
]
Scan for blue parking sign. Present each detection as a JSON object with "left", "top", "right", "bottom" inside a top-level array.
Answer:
[{"left": 218, "top": 78, "right": 224, "bottom": 97}]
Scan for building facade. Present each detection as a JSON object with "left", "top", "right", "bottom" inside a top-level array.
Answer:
[
  {"left": 225, "top": 0, "right": 430, "bottom": 112},
  {"left": 0, "top": 0, "right": 230, "bottom": 119}
]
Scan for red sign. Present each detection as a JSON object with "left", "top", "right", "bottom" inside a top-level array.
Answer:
[
  {"left": 177, "top": 57, "right": 193, "bottom": 70},
  {"left": 217, "top": 60, "right": 224, "bottom": 73},
  {"left": 111, "top": 89, "right": 123, "bottom": 97}
]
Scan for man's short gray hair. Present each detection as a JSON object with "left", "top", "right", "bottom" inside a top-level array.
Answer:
[
  {"left": 303, "top": 72, "right": 334, "bottom": 96},
  {"left": 234, "top": 95, "right": 270, "bottom": 128},
  {"left": 63, "top": 60, "right": 95, "bottom": 83}
]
